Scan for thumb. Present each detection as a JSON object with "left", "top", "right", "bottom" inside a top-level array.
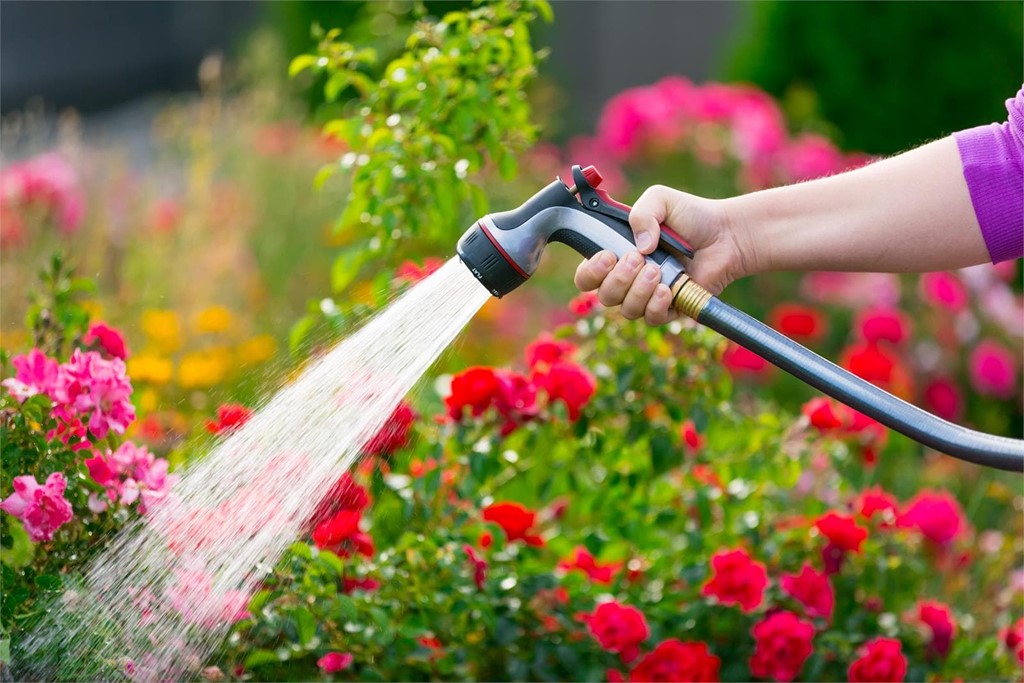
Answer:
[{"left": 628, "top": 185, "right": 677, "bottom": 255}]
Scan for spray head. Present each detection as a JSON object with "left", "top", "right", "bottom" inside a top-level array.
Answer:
[{"left": 457, "top": 165, "right": 695, "bottom": 298}]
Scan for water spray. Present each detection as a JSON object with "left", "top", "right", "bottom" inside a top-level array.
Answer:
[{"left": 458, "top": 165, "right": 1024, "bottom": 472}]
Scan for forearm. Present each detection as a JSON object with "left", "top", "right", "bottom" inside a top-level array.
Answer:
[{"left": 725, "top": 136, "right": 990, "bottom": 276}]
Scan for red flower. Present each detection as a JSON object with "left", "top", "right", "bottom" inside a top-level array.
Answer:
[
  {"left": 363, "top": 401, "right": 416, "bottom": 455},
  {"left": 770, "top": 303, "right": 826, "bottom": 342},
  {"left": 814, "top": 512, "right": 868, "bottom": 553},
  {"left": 847, "top": 637, "right": 907, "bottom": 682},
  {"left": 841, "top": 342, "right": 896, "bottom": 386},
  {"left": 310, "top": 472, "right": 370, "bottom": 534},
  {"left": 317, "top": 651, "right": 353, "bottom": 674},
  {"left": 721, "top": 343, "right": 769, "bottom": 375},
  {"left": 482, "top": 501, "right": 544, "bottom": 546},
  {"left": 802, "top": 397, "right": 844, "bottom": 432},
  {"left": 628, "top": 639, "right": 721, "bottom": 682},
  {"left": 854, "top": 487, "right": 899, "bottom": 524},
  {"left": 418, "top": 635, "right": 442, "bottom": 650},
  {"left": 856, "top": 308, "right": 910, "bottom": 346},
  {"left": 584, "top": 600, "right": 650, "bottom": 663},
  {"left": 569, "top": 291, "right": 601, "bottom": 316},
  {"left": 525, "top": 334, "right": 577, "bottom": 369},
  {"left": 897, "top": 490, "right": 967, "bottom": 545},
  {"left": 342, "top": 575, "right": 379, "bottom": 593},
  {"left": 780, "top": 564, "right": 834, "bottom": 620},
  {"left": 680, "top": 420, "right": 704, "bottom": 454},
  {"left": 395, "top": 257, "right": 445, "bottom": 284},
  {"left": 463, "top": 544, "right": 487, "bottom": 590},
  {"left": 84, "top": 322, "right": 129, "bottom": 359},
  {"left": 701, "top": 548, "right": 768, "bottom": 613},
  {"left": 919, "top": 272, "right": 967, "bottom": 312},
  {"left": 533, "top": 360, "right": 597, "bottom": 421},
  {"left": 205, "top": 404, "right": 252, "bottom": 436},
  {"left": 446, "top": 367, "right": 505, "bottom": 419},
  {"left": 923, "top": 378, "right": 963, "bottom": 422},
  {"left": 748, "top": 611, "right": 815, "bottom": 682},
  {"left": 1002, "top": 618, "right": 1024, "bottom": 663},
  {"left": 914, "top": 600, "right": 956, "bottom": 659},
  {"left": 559, "top": 547, "right": 622, "bottom": 585},
  {"left": 312, "top": 509, "right": 361, "bottom": 548}
]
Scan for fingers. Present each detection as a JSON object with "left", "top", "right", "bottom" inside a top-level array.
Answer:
[
  {"left": 574, "top": 249, "right": 678, "bottom": 326},
  {"left": 645, "top": 284, "right": 677, "bottom": 326},
  {"left": 598, "top": 250, "right": 645, "bottom": 307},
  {"left": 629, "top": 185, "right": 676, "bottom": 255},
  {"left": 574, "top": 250, "right": 617, "bottom": 291},
  {"left": 620, "top": 263, "right": 660, "bottom": 319}
]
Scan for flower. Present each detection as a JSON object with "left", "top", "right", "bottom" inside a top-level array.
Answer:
[
  {"left": 748, "top": 611, "right": 815, "bottom": 682},
  {"left": 721, "top": 343, "right": 769, "bottom": 375},
  {"left": 178, "top": 349, "right": 231, "bottom": 389},
  {"left": 913, "top": 600, "right": 956, "bottom": 658},
  {"left": 141, "top": 309, "right": 183, "bottom": 353},
  {"left": 237, "top": 335, "right": 276, "bottom": 364},
  {"left": 847, "top": 637, "right": 908, "bottom": 682},
  {"left": 778, "top": 134, "right": 846, "bottom": 181},
  {"left": 802, "top": 397, "right": 844, "bottom": 432},
  {"left": 2, "top": 349, "right": 59, "bottom": 402},
  {"left": 583, "top": 600, "right": 650, "bottom": 663},
  {"left": 856, "top": 308, "right": 910, "bottom": 346},
  {"left": 395, "top": 258, "right": 445, "bottom": 284},
  {"left": 769, "top": 303, "right": 826, "bottom": 342},
  {"left": 569, "top": 292, "right": 600, "bottom": 316},
  {"left": 193, "top": 306, "right": 234, "bottom": 334},
  {"left": 533, "top": 360, "right": 597, "bottom": 420},
  {"left": 841, "top": 342, "right": 898, "bottom": 387},
  {"left": 446, "top": 367, "right": 505, "bottom": 419},
  {"left": 363, "top": 401, "right": 416, "bottom": 455},
  {"left": 0, "top": 472, "right": 73, "bottom": 542},
  {"left": 680, "top": 420, "right": 704, "bottom": 454},
  {"left": 317, "top": 652, "right": 353, "bottom": 674},
  {"left": 525, "top": 334, "right": 577, "bottom": 370},
  {"left": 920, "top": 272, "right": 968, "bottom": 312},
  {"left": 342, "top": 576, "right": 379, "bottom": 594},
  {"left": 482, "top": 501, "right": 544, "bottom": 546},
  {"left": 164, "top": 569, "right": 250, "bottom": 628},
  {"left": 923, "top": 378, "right": 963, "bottom": 421},
  {"left": 206, "top": 404, "right": 253, "bottom": 435},
  {"left": 780, "top": 564, "right": 834, "bottom": 620},
  {"left": 814, "top": 512, "right": 868, "bottom": 552},
  {"left": 1002, "top": 618, "right": 1024, "bottom": 663},
  {"left": 312, "top": 509, "right": 362, "bottom": 549},
  {"left": 127, "top": 354, "right": 174, "bottom": 385},
  {"left": 84, "top": 322, "right": 129, "bottom": 359},
  {"left": 464, "top": 544, "right": 487, "bottom": 590},
  {"left": 559, "top": 547, "right": 622, "bottom": 584},
  {"left": 854, "top": 487, "right": 899, "bottom": 524},
  {"left": 628, "top": 639, "right": 720, "bottom": 682},
  {"left": 0, "top": 152, "right": 85, "bottom": 233},
  {"left": 51, "top": 349, "right": 136, "bottom": 440},
  {"left": 897, "top": 490, "right": 967, "bottom": 545},
  {"left": 701, "top": 548, "right": 768, "bottom": 613},
  {"left": 86, "top": 441, "right": 177, "bottom": 514},
  {"left": 968, "top": 340, "right": 1018, "bottom": 398}
]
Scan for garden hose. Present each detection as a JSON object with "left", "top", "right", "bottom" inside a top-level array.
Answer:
[{"left": 457, "top": 164, "right": 1024, "bottom": 472}]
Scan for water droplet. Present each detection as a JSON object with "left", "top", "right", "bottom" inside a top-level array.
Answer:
[
  {"left": 385, "top": 114, "right": 401, "bottom": 127},
  {"left": 391, "top": 67, "right": 407, "bottom": 83}
]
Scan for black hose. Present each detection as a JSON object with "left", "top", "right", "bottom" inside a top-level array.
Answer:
[{"left": 697, "top": 297, "right": 1024, "bottom": 472}]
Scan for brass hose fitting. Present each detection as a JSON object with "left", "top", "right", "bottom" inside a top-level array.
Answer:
[{"left": 670, "top": 275, "right": 713, "bottom": 320}]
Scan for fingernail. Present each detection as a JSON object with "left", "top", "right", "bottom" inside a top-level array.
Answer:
[
  {"left": 626, "top": 251, "right": 643, "bottom": 268},
  {"left": 636, "top": 232, "right": 653, "bottom": 252},
  {"left": 643, "top": 264, "right": 659, "bottom": 281},
  {"left": 598, "top": 251, "right": 615, "bottom": 267}
]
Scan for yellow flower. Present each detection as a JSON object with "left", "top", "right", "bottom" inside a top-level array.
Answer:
[
  {"left": 194, "top": 305, "right": 234, "bottom": 334},
  {"left": 80, "top": 299, "right": 105, "bottom": 320},
  {"left": 138, "top": 388, "right": 159, "bottom": 413},
  {"left": 238, "top": 335, "right": 276, "bottom": 365},
  {"left": 141, "top": 310, "right": 183, "bottom": 353},
  {"left": 178, "top": 348, "right": 231, "bottom": 389},
  {"left": 127, "top": 354, "right": 174, "bottom": 384}
]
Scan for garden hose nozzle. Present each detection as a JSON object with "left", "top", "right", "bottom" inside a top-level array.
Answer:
[{"left": 458, "top": 165, "right": 1024, "bottom": 472}]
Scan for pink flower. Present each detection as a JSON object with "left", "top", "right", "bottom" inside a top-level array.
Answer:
[
  {"left": 84, "top": 322, "right": 129, "bottom": 359},
  {"left": 317, "top": 652, "right": 353, "bottom": 674},
  {"left": 51, "top": 349, "right": 135, "bottom": 440},
  {"left": 898, "top": 490, "right": 967, "bottom": 545},
  {"left": 2, "top": 349, "right": 60, "bottom": 401},
  {"left": 780, "top": 564, "right": 834, "bottom": 620},
  {"left": 968, "top": 340, "right": 1018, "bottom": 398},
  {"left": 913, "top": 600, "right": 956, "bottom": 659},
  {"left": 847, "top": 637, "right": 907, "bottom": 682},
  {"left": 569, "top": 292, "right": 601, "bottom": 316},
  {"left": 165, "top": 569, "right": 251, "bottom": 628},
  {"left": 800, "top": 272, "right": 901, "bottom": 309},
  {"left": 0, "top": 472, "right": 73, "bottom": 542},
  {"left": 856, "top": 308, "right": 911, "bottom": 346},
  {"left": 583, "top": 600, "right": 650, "bottom": 663},
  {"left": 779, "top": 134, "right": 845, "bottom": 182},
  {"left": 0, "top": 152, "right": 86, "bottom": 233},
  {"left": 86, "top": 442, "right": 177, "bottom": 514},
  {"left": 919, "top": 272, "right": 968, "bottom": 312},
  {"left": 525, "top": 334, "right": 577, "bottom": 370},
  {"left": 923, "top": 377, "right": 963, "bottom": 421},
  {"left": 701, "top": 548, "right": 768, "bottom": 613}
]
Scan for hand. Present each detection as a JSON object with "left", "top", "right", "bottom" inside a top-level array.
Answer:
[{"left": 573, "top": 185, "right": 751, "bottom": 324}]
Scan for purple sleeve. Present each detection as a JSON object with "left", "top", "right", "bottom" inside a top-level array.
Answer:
[{"left": 953, "top": 86, "right": 1024, "bottom": 263}]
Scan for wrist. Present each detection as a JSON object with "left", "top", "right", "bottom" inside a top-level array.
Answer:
[{"left": 719, "top": 194, "right": 769, "bottom": 279}]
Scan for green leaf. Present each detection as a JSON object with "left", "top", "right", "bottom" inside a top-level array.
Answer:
[
  {"left": 331, "top": 249, "right": 365, "bottom": 294},
  {"left": 292, "top": 606, "right": 316, "bottom": 646},
  {"left": 244, "top": 649, "right": 281, "bottom": 668},
  {"left": 313, "top": 165, "right": 336, "bottom": 191},
  {"left": 288, "top": 315, "right": 315, "bottom": 356},
  {"left": 289, "top": 54, "right": 320, "bottom": 78},
  {"left": 316, "top": 550, "right": 345, "bottom": 576},
  {"left": 649, "top": 432, "right": 679, "bottom": 475},
  {"left": 34, "top": 574, "right": 61, "bottom": 591},
  {"left": 324, "top": 72, "right": 351, "bottom": 102},
  {"left": 1, "top": 520, "right": 34, "bottom": 568}
]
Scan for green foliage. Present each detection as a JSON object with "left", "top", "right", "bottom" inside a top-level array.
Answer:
[{"left": 724, "top": 2, "right": 1023, "bottom": 154}]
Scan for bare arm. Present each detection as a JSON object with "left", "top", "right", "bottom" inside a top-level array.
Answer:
[{"left": 574, "top": 136, "right": 989, "bottom": 325}]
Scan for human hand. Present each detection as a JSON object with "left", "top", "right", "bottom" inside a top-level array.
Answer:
[{"left": 573, "top": 185, "right": 752, "bottom": 324}]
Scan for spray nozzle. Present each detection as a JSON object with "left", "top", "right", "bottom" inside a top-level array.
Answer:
[{"left": 457, "top": 165, "right": 694, "bottom": 298}]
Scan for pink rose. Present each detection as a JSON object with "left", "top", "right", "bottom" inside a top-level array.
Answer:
[
  {"left": 968, "top": 340, "right": 1018, "bottom": 398},
  {"left": 0, "top": 472, "right": 73, "bottom": 542}
]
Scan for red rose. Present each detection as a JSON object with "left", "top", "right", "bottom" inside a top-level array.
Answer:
[
  {"left": 495, "top": 370, "right": 540, "bottom": 435},
  {"left": 84, "top": 322, "right": 129, "bottom": 359},
  {"left": 923, "top": 378, "right": 963, "bottom": 422},
  {"left": 569, "top": 291, "right": 601, "bottom": 316},
  {"left": 897, "top": 490, "right": 967, "bottom": 545},
  {"left": 628, "top": 639, "right": 720, "bottom": 682},
  {"left": 342, "top": 575, "right": 379, "bottom": 593},
  {"left": 205, "top": 403, "right": 252, "bottom": 435},
  {"left": 584, "top": 600, "right": 650, "bottom": 663},
  {"left": 1003, "top": 617, "right": 1024, "bottom": 664},
  {"left": 395, "top": 257, "right": 444, "bottom": 284},
  {"left": 802, "top": 397, "right": 844, "bottom": 432},
  {"left": 856, "top": 308, "right": 910, "bottom": 346},
  {"left": 312, "top": 509, "right": 361, "bottom": 548},
  {"left": 310, "top": 472, "right": 370, "bottom": 532},
  {"left": 914, "top": 600, "right": 956, "bottom": 659},
  {"left": 721, "top": 343, "right": 769, "bottom": 375},
  {"left": 482, "top": 501, "right": 544, "bottom": 546},
  {"left": 841, "top": 342, "right": 902, "bottom": 389},
  {"left": 525, "top": 334, "right": 577, "bottom": 369},
  {"left": 463, "top": 544, "right": 487, "bottom": 590},
  {"left": 770, "top": 303, "right": 826, "bottom": 342},
  {"left": 680, "top": 420, "right": 704, "bottom": 454},
  {"left": 854, "top": 487, "right": 899, "bottom": 524},
  {"left": 363, "top": 401, "right": 416, "bottom": 455},
  {"left": 780, "top": 564, "right": 834, "bottom": 620},
  {"left": 748, "top": 611, "right": 815, "bottom": 682},
  {"left": 701, "top": 548, "right": 768, "bottom": 613},
  {"left": 847, "top": 637, "right": 907, "bottom": 682},
  {"left": 558, "top": 547, "right": 622, "bottom": 585},
  {"left": 814, "top": 511, "right": 868, "bottom": 552},
  {"left": 533, "top": 360, "right": 597, "bottom": 421},
  {"left": 446, "top": 367, "right": 504, "bottom": 419}
]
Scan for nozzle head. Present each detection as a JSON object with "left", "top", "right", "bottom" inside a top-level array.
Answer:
[{"left": 456, "top": 221, "right": 529, "bottom": 298}]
